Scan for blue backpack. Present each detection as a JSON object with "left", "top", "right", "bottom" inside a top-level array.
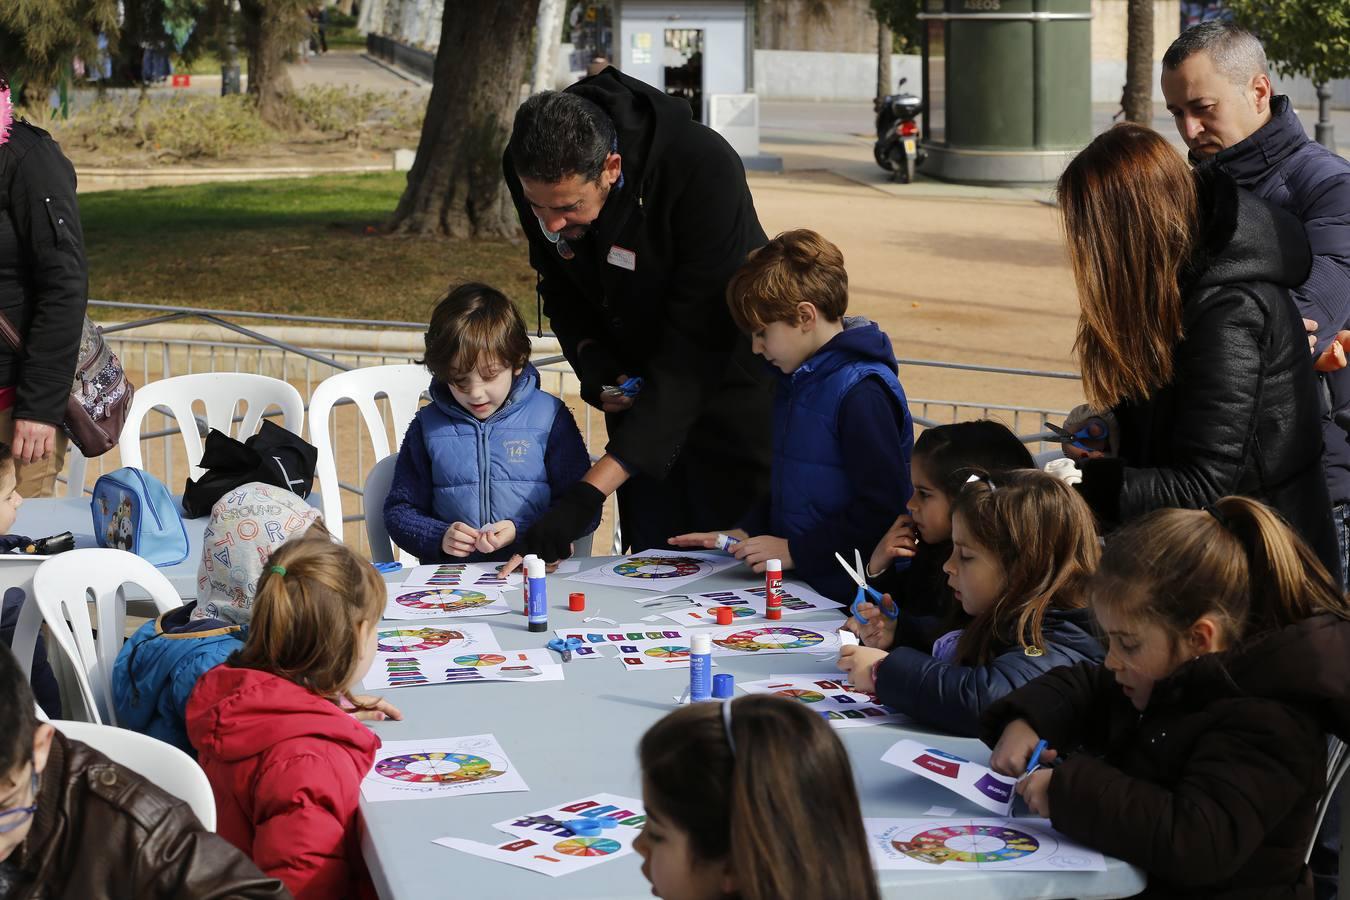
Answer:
[{"left": 91, "top": 467, "right": 189, "bottom": 567}]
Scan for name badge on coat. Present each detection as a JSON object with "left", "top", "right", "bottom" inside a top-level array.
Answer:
[{"left": 606, "top": 245, "right": 637, "bottom": 271}]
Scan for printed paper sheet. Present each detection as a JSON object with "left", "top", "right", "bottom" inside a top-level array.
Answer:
[
  {"left": 865, "top": 817, "right": 1106, "bottom": 872},
  {"left": 880, "top": 738, "right": 1018, "bottom": 815},
  {"left": 362, "top": 734, "right": 528, "bottom": 802}
]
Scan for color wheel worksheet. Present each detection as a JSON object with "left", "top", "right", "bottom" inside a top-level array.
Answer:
[
  {"left": 362, "top": 734, "right": 529, "bottom": 802},
  {"left": 566, "top": 548, "right": 740, "bottom": 592},
  {"left": 865, "top": 817, "right": 1106, "bottom": 871}
]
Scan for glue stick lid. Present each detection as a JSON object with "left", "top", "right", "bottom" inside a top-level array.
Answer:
[
  {"left": 691, "top": 633, "right": 712, "bottom": 655},
  {"left": 766, "top": 558, "right": 782, "bottom": 572},
  {"left": 525, "top": 557, "right": 546, "bottom": 579}
]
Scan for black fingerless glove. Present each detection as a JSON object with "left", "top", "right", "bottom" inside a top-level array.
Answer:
[{"left": 523, "top": 482, "right": 606, "bottom": 562}]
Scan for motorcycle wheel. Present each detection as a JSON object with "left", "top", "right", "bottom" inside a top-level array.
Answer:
[
  {"left": 888, "top": 148, "right": 909, "bottom": 184},
  {"left": 873, "top": 142, "right": 894, "bottom": 172}
]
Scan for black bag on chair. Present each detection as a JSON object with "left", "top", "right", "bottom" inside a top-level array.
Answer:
[{"left": 182, "top": 420, "right": 318, "bottom": 518}]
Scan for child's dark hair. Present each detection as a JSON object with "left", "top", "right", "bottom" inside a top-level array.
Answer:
[
  {"left": 0, "top": 643, "right": 37, "bottom": 777},
  {"left": 420, "top": 283, "right": 531, "bottom": 382},
  {"left": 1093, "top": 495, "right": 1350, "bottom": 646},
  {"left": 913, "top": 420, "right": 1035, "bottom": 497},
  {"left": 725, "top": 229, "right": 848, "bottom": 333},
  {"left": 639, "top": 695, "right": 881, "bottom": 900},
  {"left": 232, "top": 530, "right": 385, "bottom": 708},
  {"left": 0, "top": 443, "right": 13, "bottom": 468},
  {"left": 950, "top": 469, "right": 1100, "bottom": 665}
]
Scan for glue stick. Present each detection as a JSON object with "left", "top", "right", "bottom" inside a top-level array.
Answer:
[
  {"left": 526, "top": 557, "right": 548, "bottom": 633},
  {"left": 765, "top": 559, "right": 783, "bottom": 620},
  {"left": 714, "top": 533, "right": 740, "bottom": 552},
  {"left": 521, "top": 554, "right": 538, "bottom": 614},
  {"left": 690, "top": 633, "right": 712, "bottom": 702}
]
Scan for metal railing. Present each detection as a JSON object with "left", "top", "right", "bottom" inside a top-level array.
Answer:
[{"left": 71, "top": 300, "right": 1082, "bottom": 553}]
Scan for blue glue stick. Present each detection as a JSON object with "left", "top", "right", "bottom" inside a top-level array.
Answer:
[
  {"left": 526, "top": 556, "right": 548, "bottom": 633},
  {"left": 714, "top": 533, "right": 740, "bottom": 552},
  {"left": 690, "top": 633, "right": 712, "bottom": 702}
]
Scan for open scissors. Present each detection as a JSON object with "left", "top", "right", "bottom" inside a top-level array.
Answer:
[
  {"left": 546, "top": 637, "right": 583, "bottom": 662},
  {"left": 835, "top": 549, "right": 898, "bottom": 624},
  {"left": 1045, "top": 420, "right": 1109, "bottom": 453}
]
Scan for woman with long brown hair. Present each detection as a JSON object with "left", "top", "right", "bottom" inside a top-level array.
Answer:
[{"left": 1060, "top": 123, "right": 1338, "bottom": 578}]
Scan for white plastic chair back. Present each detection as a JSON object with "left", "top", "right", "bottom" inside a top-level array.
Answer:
[
  {"left": 33, "top": 549, "right": 185, "bottom": 725},
  {"left": 118, "top": 373, "right": 305, "bottom": 480},
  {"left": 1308, "top": 736, "right": 1350, "bottom": 862},
  {"left": 4, "top": 556, "right": 53, "bottom": 686},
  {"left": 362, "top": 454, "right": 411, "bottom": 565},
  {"left": 53, "top": 719, "right": 216, "bottom": 831},
  {"left": 308, "top": 364, "right": 429, "bottom": 543},
  {"left": 64, "top": 445, "right": 90, "bottom": 497}
]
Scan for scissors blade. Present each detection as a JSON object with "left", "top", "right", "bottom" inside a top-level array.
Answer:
[{"left": 834, "top": 551, "right": 865, "bottom": 586}]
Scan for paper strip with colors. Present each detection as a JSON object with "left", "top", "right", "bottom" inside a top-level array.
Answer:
[
  {"left": 363, "top": 648, "right": 564, "bottom": 691},
  {"left": 400, "top": 562, "right": 521, "bottom": 590},
  {"left": 865, "top": 817, "right": 1106, "bottom": 871},
  {"left": 435, "top": 793, "right": 646, "bottom": 877},
  {"left": 552, "top": 623, "right": 690, "bottom": 666},
  {"left": 880, "top": 738, "right": 1017, "bottom": 815},
  {"left": 362, "top": 734, "right": 529, "bottom": 802},
  {"left": 658, "top": 583, "right": 845, "bottom": 626},
  {"left": 738, "top": 675, "right": 909, "bottom": 728}
]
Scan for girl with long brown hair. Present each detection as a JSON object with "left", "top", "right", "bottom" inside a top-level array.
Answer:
[
  {"left": 187, "top": 533, "right": 399, "bottom": 900},
  {"left": 636, "top": 694, "right": 880, "bottom": 900},
  {"left": 986, "top": 495, "right": 1350, "bottom": 898},
  {"left": 837, "top": 469, "right": 1104, "bottom": 736},
  {"left": 1058, "top": 122, "right": 1339, "bottom": 579}
]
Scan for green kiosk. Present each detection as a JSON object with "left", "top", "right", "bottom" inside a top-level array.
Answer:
[{"left": 919, "top": 0, "right": 1093, "bottom": 184}]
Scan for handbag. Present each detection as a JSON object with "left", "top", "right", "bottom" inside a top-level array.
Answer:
[{"left": 0, "top": 312, "right": 134, "bottom": 457}]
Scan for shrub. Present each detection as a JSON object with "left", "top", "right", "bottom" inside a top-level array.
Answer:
[
  {"left": 148, "top": 94, "right": 273, "bottom": 159},
  {"left": 288, "top": 84, "right": 381, "bottom": 142}
]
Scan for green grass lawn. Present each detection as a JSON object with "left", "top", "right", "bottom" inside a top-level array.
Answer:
[{"left": 81, "top": 173, "right": 540, "bottom": 327}]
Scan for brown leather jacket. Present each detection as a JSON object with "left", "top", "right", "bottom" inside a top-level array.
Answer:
[{"left": 5, "top": 731, "right": 290, "bottom": 899}]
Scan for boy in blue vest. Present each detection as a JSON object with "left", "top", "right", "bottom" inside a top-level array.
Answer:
[
  {"left": 384, "top": 282, "right": 597, "bottom": 563},
  {"left": 671, "top": 230, "right": 914, "bottom": 599}
]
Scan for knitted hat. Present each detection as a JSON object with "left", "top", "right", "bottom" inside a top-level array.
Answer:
[{"left": 192, "top": 482, "right": 323, "bottom": 625}]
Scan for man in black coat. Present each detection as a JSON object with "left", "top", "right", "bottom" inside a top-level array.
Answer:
[
  {"left": 501, "top": 68, "right": 773, "bottom": 560},
  {"left": 1164, "top": 24, "right": 1350, "bottom": 587},
  {"left": 0, "top": 68, "right": 87, "bottom": 498}
]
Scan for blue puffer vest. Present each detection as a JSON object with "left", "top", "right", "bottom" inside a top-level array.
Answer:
[
  {"left": 769, "top": 318, "right": 910, "bottom": 538},
  {"left": 421, "top": 364, "right": 560, "bottom": 530}
]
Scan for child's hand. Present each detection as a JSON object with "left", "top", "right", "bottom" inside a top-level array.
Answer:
[
  {"left": 668, "top": 529, "right": 747, "bottom": 549},
  {"left": 733, "top": 535, "right": 792, "bottom": 573},
  {"left": 855, "top": 599, "right": 899, "bottom": 648},
  {"left": 1016, "top": 769, "right": 1054, "bottom": 818},
  {"left": 989, "top": 718, "right": 1057, "bottom": 776},
  {"left": 1315, "top": 331, "right": 1350, "bottom": 372},
  {"left": 475, "top": 520, "right": 517, "bottom": 554},
  {"left": 836, "top": 645, "right": 887, "bottom": 693},
  {"left": 348, "top": 695, "right": 403, "bottom": 722},
  {"left": 868, "top": 515, "right": 918, "bottom": 578},
  {"left": 442, "top": 522, "right": 480, "bottom": 557}
]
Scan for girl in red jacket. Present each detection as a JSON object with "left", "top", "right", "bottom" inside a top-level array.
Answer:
[
  {"left": 186, "top": 533, "right": 399, "bottom": 900},
  {"left": 985, "top": 496, "right": 1350, "bottom": 899}
]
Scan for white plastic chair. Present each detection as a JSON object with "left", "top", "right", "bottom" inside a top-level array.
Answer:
[
  {"left": 364, "top": 454, "right": 596, "bottom": 564},
  {"left": 118, "top": 373, "right": 305, "bottom": 480},
  {"left": 5, "top": 556, "right": 55, "bottom": 688},
  {"left": 53, "top": 719, "right": 216, "bottom": 831},
  {"left": 33, "top": 549, "right": 185, "bottom": 725},
  {"left": 307, "top": 364, "right": 429, "bottom": 543},
  {"left": 1308, "top": 736, "right": 1350, "bottom": 862}
]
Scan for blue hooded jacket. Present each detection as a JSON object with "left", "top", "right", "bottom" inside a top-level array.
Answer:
[
  {"left": 112, "top": 601, "right": 244, "bottom": 755},
  {"left": 767, "top": 317, "right": 913, "bottom": 598}
]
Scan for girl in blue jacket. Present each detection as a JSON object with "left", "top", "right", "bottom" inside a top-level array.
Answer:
[
  {"left": 384, "top": 283, "right": 596, "bottom": 563},
  {"left": 837, "top": 469, "right": 1105, "bottom": 736}
]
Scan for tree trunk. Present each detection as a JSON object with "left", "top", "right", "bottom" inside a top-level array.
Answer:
[
  {"left": 239, "top": 0, "right": 306, "bottom": 128},
  {"left": 337, "top": 0, "right": 356, "bottom": 15},
  {"left": 877, "top": 19, "right": 893, "bottom": 99},
  {"left": 1122, "top": 0, "right": 1154, "bottom": 124},
  {"left": 531, "top": 0, "right": 566, "bottom": 94},
  {"left": 390, "top": 0, "right": 541, "bottom": 238}
]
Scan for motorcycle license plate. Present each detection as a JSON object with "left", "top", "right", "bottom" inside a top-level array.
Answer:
[{"left": 903, "top": 138, "right": 917, "bottom": 155}]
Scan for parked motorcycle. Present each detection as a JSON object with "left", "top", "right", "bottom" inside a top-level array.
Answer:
[{"left": 873, "top": 79, "right": 924, "bottom": 184}]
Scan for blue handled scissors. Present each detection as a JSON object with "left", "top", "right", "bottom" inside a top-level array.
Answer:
[
  {"left": 601, "top": 376, "right": 644, "bottom": 398},
  {"left": 1045, "top": 419, "right": 1109, "bottom": 453},
  {"left": 547, "top": 636, "right": 583, "bottom": 662},
  {"left": 835, "top": 549, "right": 898, "bottom": 624}
]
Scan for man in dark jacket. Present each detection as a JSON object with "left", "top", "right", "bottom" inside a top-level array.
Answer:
[
  {"left": 1163, "top": 24, "right": 1350, "bottom": 585},
  {"left": 0, "top": 68, "right": 87, "bottom": 498},
  {"left": 1163, "top": 28, "right": 1350, "bottom": 895},
  {"left": 0, "top": 645, "right": 287, "bottom": 899},
  {"left": 501, "top": 68, "right": 773, "bottom": 560}
]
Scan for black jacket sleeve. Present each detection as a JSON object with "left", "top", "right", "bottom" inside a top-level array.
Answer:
[
  {"left": 979, "top": 661, "right": 1123, "bottom": 752},
  {"left": 603, "top": 147, "right": 760, "bottom": 478},
  {"left": 1079, "top": 288, "right": 1268, "bottom": 523},
  {"left": 4, "top": 128, "right": 87, "bottom": 425}
]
